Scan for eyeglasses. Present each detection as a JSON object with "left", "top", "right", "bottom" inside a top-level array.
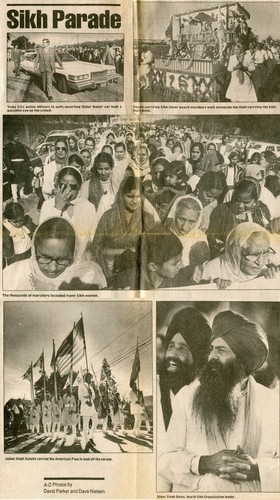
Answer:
[
  {"left": 241, "top": 247, "right": 276, "bottom": 263},
  {"left": 55, "top": 147, "right": 67, "bottom": 152},
  {"left": 59, "top": 182, "right": 79, "bottom": 191},
  {"left": 36, "top": 256, "right": 73, "bottom": 266},
  {"left": 10, "top": 218, "right": 24, "bottom": 224}
]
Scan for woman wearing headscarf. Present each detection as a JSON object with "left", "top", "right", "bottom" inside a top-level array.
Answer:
[
  {"left": 207, "top": 177, "right": 271, "bottom": 258},
  {"left": 192, "top": 222, "right": 280, "bottom": 288},
  {"left": 42, "top": 138, "right": 68, "bottom": 199},
  {"left": 238, "top": 164, "right": 277, "bottom": 219},
  {"left": 81, "top": 152, "right": 118, "bottom": 211},
  {"left": 3, "top": 217, "right": 106, "bottom": 290},
  {"left": 226, "top": 42, "right": 257, "bottom": 102},
  {"left": 39, "top": 167, "right": 96, "bottom": 260},
  {"left": 91, "top": 176, "right": 156, "bottom": 280},
  {"left": 165, "top": 195, "right": 209, "bottom": 277},
  {"left": 185, "top": 142, "right": 205, "bottom": 178},
  {"left": 187, "top": 150, "right": 224, "bottom": 191},
  {"left": 127, "top": 143, "right": 151, "bottom": 179},
  {"left": 192, "top": 171, "right": 228, "bottom": 231}
]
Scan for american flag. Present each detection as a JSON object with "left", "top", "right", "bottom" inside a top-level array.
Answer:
[
  {"left": 129, "top": 339, "right": 140, "bottom": 388},
  {"left": 56, "top": 317, "right": 85, "bottom": 377},
  {"left": 22, "top": 365, "right": 32, "bottom": 381}
]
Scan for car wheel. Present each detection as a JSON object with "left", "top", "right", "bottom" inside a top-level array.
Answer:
[{"left": 55, "top": 74, "right": 68, "bottom": 94}]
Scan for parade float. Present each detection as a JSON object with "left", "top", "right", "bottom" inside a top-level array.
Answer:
[{"left": 149, "top": 2, "right": 252, "bottom": 101}]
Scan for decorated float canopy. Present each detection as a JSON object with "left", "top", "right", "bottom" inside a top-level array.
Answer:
[{"left": 169, "top": 2, "right": 250, "bottom": 41}]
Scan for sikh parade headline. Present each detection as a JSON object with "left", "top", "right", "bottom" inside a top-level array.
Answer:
[{"left": 7, "top": 9, "right": 122, "bottom": 30}]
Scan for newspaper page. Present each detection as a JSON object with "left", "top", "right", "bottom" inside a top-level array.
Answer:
[{"left": 0, "top": 1, "right": 280, "bottom": 500}]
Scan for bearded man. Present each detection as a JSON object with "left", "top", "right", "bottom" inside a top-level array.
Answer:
[
  {"left": 158, "top": 307, "right": 211, "bottom": 431},
  {"left": 158, "top": 310, "right": 279, "bottom": 492}
]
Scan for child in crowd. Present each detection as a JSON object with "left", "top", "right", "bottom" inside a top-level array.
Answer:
[{"left": 3, "top": 202, "right": 36, "bottom": 268}]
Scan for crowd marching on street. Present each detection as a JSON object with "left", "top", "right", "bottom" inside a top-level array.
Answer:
[{"left": 3, "top": 119, "right": 280, "bottom": 290}]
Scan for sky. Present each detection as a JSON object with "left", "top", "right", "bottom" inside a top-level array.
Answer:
[
  {"left": 136, "top": 1, "right": 280, "bottom": 40},
  {"left": 4, "top": 301, "right": 152, "bottom": 402},
  {"left": 8, "top": 32, "right": 123, "bottom": 46}
]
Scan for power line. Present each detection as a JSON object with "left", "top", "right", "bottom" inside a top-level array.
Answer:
[{"left": 89, "top": 311, "right": 151, "bottom": 361}]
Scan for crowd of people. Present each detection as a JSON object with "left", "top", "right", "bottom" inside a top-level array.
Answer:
[
  {"left": 4, "top": 372, "right": 151, "bottom": 451},
  {"left": 3, "top": 122, "right": 280, "bottom": 290},
  {"left": 157, "top": 305, "right": 279, "bottom": 492},
  {"left": 59, "top": 43, "right": 124, "bottom": 74}
]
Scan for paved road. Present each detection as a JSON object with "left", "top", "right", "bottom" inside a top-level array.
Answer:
[
  {"left": 7, "top": 60, "right": 31, "bottom": 102},
  {"left": 5, "top": 428, "right": 153, "bottom": 454}
]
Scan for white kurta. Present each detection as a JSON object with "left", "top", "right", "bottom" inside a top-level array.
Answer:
[
  {"left": 226, "top": 53, "right": 257, "bottom": 102},
  {"left": 158, "top": 378, "right": 279, "bottom": 492}
]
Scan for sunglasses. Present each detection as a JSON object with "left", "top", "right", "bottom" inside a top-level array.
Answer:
[
  {"left": 59, "top": 182, "right": 79, "bottom": 191},
  {"left": 55, "top": 147, "right": 67, "bottom": 152}
]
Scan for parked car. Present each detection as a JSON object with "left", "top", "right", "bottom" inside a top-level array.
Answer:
[
  {"left": 3, "top": 144, "right": 42, "bottom": 202},
  {"left": 246, "top": 141, "right": 280, "bottom": 159},
  {"left": 20, "top": 51, "right": 118, "bottom": 93}
]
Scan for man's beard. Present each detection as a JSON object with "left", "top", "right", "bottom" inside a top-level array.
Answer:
[
  {"left": 163, "top": 357, "right": 196, "bottom": 394},
  {"left": 192, "top": 358, "right": 246, "bottom": 435}
]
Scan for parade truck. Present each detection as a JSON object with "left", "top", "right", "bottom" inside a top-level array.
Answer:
[{"left": 149, "top": 2, "right": 251, "bottom": 101}]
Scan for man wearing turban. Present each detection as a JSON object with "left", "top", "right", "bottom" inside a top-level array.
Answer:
[
  {"left": 158, "top": 307, "right": 211, "bottom": 432},
  {"left": 158, "top": 310, "right": 279, "bottom": 492}
]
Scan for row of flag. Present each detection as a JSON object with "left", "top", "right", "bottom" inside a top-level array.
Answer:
[{"left": 22, "top": 315, "right": 141, "bottom": 395}]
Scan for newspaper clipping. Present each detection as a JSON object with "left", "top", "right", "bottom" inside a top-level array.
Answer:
[{"left": 1, "top": 0, "right": 280, "bottom": 499}]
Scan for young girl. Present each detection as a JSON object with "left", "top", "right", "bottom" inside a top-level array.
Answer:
[{"left": 3, "top": 202, "right": 36, "bottom": 268}]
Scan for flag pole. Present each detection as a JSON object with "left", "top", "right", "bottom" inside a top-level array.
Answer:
[
  {"left": 30, "top": 361, "right": 34, "bottom": 402},
  {"left": 52, "top": 340, "right": 58, "bottom": 400},
  {"left": 90, "top": 362, "right": 99, "bottom": 388},
  {"left": 42, "top": 349, "right": 46, "bottom": 400},
  {"left": 70, "top": 323, "right": 75, "bottom": 395},
  {"left": 80, "top": 313, "right": 89, "bottom": 373},
  {"left": 136, "top": 337, "right": 140, "bottom": 393}
]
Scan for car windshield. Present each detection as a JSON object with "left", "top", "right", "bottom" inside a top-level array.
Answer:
[{"left": 57, "top": 52, "right": 77, "bottom": 62}]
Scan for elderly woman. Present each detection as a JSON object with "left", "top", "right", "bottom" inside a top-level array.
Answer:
[
  {"left": 127, "top": 144, "right": 151, "bottom": 179},
  {"left": 3, "top": 217, "right": 106, "bottom": 290},
  {"left": 192, "top": 222, "right": 279, "bottom": 288},
  {"left": 207, "top": 177, "right": 271, "bottom": 258},
  {"left": 165, "top": 195, "right": 209, "bottom": 274},
  {"left": 226, "top": 42, "right": 257, "bottom": 102},
  {"left": 91, "top": 176, "right": 156, "bottom": 279},
  {"left": 40, "top": 167, "right": 96, "bottom": 259}
]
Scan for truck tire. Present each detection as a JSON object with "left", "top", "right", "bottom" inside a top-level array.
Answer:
[{"left": 55, "top": 74, "right": 68, "bottom": 94}]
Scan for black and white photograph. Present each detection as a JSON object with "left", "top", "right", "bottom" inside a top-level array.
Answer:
[
  {"left": 156, "top": 301, "right": 280, "bottom": 492},
  {"left": 7, "top": 33, "right": 124, "bottom": 102},
  {"left": 134, "top": 2, "right": 280, "bottom": 102},
  {"left": 4, "top": 301, "right": 152, "bottom": 454},
  {"left": 2, "top": 114, "right": 280, "bottom": 291}
]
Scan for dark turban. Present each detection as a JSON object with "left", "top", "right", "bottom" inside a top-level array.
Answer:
[
  {"left": 212, "top": 310, "right": 269, "bottom": 374},
  {"left": 165, "top": 307, "right": 211, "bottom": 371}
]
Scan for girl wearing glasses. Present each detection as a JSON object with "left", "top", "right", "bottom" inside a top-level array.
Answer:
[
  {"left": 3, "top": 217, "right": 106, "bottom": 290},
  {"left": 39, "top": 167, "right": 96, "bottom": 260},
  {"left": 192, "top": 222, "right": 280, "bottom": 289}
]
